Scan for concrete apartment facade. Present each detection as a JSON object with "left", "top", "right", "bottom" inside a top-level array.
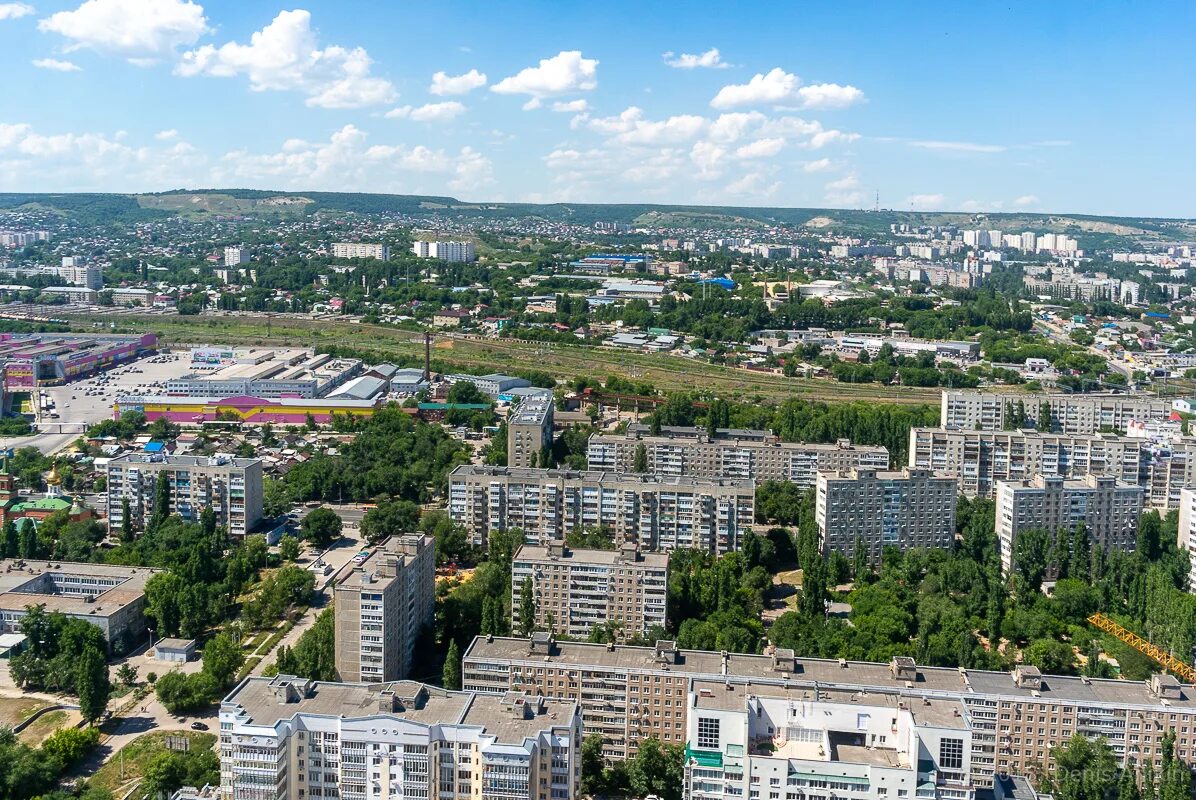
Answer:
[
  {"left": 411, "top": 241, "right": 477, "bottom": 262},
  {"left": 995, "top": 474, "right": 1144, "bottom": 575},
  {"left": 219, "top": 675, "right": 580, "bottom": 800},
  {"left": 587, "top": 425, "right": 888, "bottom": 488},
  {"left": 511, "top": 541, "right": 667, "bottom": 640},
  {"left": 106, "top": 453, "right": 263, "bottom": 537},
  {"left": 940, "top": 390, "right": 1174, "bottom": 434},
  {"left": 0, "top": 560, "right": 158, "bottom": 652},
  {"left": 334, "top": 535, "right": 435, "bottom": 683},
  {"left": 1177, "top": 488, "right": 1196, "bottom": 593},
  {"left": 507, "top": 393, "right": 554, "bottom": 468},
  {"left": 462, "top": 635, "right": 1196, "bottom": 789},
  {"left": 815, "top": 467, "right": 958, "bottom": 562},
  {"left": 448, "top": 465, "right": 755, "bottom": 553},
  {"left": 331, "top": 242, "right": 390, "bottom": 260}
]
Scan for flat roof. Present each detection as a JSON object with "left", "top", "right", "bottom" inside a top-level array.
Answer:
[
  {"left": 224, "top": 676, "right": 576, "bottom": 743},
  {"left": 451, "top": 464, "right": 755, "bottom": 490},
  {"left": 0, "top": 559, "right": 158, "bottom": 619},
  {"left": 514, "top": 544, "right": 668, "bottom": 568},
  {"left": 463, "top": 637, "right": 1196, "bottom": 712},
  {"left": 106, "top": 453, "right": 260, "bottom": 468}
]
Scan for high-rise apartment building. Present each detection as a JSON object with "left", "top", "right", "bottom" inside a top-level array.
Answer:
[
  {"left": 683, "top": 679, "right": 977, "bottom": 800},
  {"left": 105, "top": 453, "right": 263, "bottom": 537},
  {"left": 462, "top": 635, "right": 1196, "bottom": 787},
  {"left": 54, "top": 261, "right": 103, "bottom": 289},
  {"left": 908, "top": 428, "right": 1152, "bottom": 498},
  {"left": 511, "top": 540, "right": 667, "bottom": 640},
  {"left": 334, "top": 534, "right": 435, "bottom": 683},
  {"left": 507, "top": 393, "right": 554, "bottom": 468},
  {"left": 411, "top": 240, "right": 477, "bottom": 262},
  {"left": 448, "top": 465, "right": 755, "bottom": 553},
  {"left": 815, "top": 467, "right": 958, "bottom": 561},
  {"left": 219, "top": 675, "right": 581, "bottom": 800},
  {"left": 1176, "top": 488, "right": 1196, "bottom": 593},
  {"left": 224, "top": 246, "right": 250, "bottom": 266},
  {"left": 940, "top": 390, "right": 1173, "bottom": 434},
  {"left": 587, "top": 425, "right": 888, "bottom": 488},
  {"left": 995, "top": 474, "right": 1143, "bottom": 575},
  {"left": 332, "top": 242, "right": 390, "bottom": 260}
]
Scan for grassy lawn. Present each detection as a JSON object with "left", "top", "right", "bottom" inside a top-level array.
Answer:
[
  {"left": 0, "top": 696, "right": 48, "bottom": 729},
  {"left": 63, "top": 313, "right": 941, "bottom": 406},
  {"left": 87, "top": 731, "right": 217, "bottom": 795},
  {"left": 17, "top": 709, "right": 80, "bottom": 746}
]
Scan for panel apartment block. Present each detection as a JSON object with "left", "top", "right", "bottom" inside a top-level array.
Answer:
[
  {"left": 586, "top": 424, "right": 888, "bottom": 488},
  {"left": 106, "top": 453, "right": 263, "bottom": 537},
  {"left": 996, "top": 474, "right": 1144, "bottom": 576},
  {"left": 1177, "top": 488, "right": 1196, "bottom": 593},
  {"left": 511, "top": 540, "right": 667, "bottom": 640},
  {"left": 448, "top": 465, "right": 755, "bottom": 554},
  {"left": 334, "top": 534, "right": 435, "bottom": 683},
  {"left": 940, "top": 390, "right": 1173, "bottom": 434},
  {"left": 815, "top": 467, "right": 958, "bottom": 562},
  {"left": 219, "top": 675, "right": 580, "bottom": 800},
  {"left": 507, "top": 393, "right": 554, "bottom": 468},
  {"left": 462, "top": 635, "right": 1196, "bottom": 788}
]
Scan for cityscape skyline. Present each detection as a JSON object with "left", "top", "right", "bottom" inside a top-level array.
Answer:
[{"left": 0, "top": 0, "right": 1192, "bottom": 217}]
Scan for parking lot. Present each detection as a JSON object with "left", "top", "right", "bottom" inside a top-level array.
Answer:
[{"left": 18, "top": 350, "right": 195, "bottom": 454}]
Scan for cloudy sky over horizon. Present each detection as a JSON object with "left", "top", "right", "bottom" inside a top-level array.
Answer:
[{"left": 0, "top": 0, "right": 1193, "bottom": 217}]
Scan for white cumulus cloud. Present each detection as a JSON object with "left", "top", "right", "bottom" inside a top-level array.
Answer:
[
  {"left": 906, "top": 193, "right": 945, "bottom": 209},
  {"left": 824, "top": 174, "right": 864, "bottom": 206},
  {"left": 155, "top": 129, "right": 178, "bottom": 140},
  {"left": 551, "top": 99, "right": 588, "bottom": 113},
  {"left": 1014, "top": 194, "right": 1040, "bottom": 207},
  {"left": 491, "top": 50, "right": 598, "bottom": 105},
  {"left": 734, "top": 137, "right": 784, "bottom": 159},
  {"left": 32, "top": 57, "right": 81, "bottom": 71},
  {"left": 662, "top": 47, "right": 730, "bottom": 69},
  {"left": 909, "top": 140, "right": 1005, "bottom": 153},
  {"left": 385, "top": 101, "right": 467, "bottom": 122},
  {"left": 725, "top": 171, "right": 780, "bottom": 198},
  {"left": 176, "top": 9, "right": 396, "bottom": 109},
  {"left": 39, "top": 0, "right": 207, "bottom": 62},
  {"left": 0, "top": 3, "right": 34, "bottom": 20},
  {"left": 429, "top": 68, "right": 486, "bottom": 96},
  {"left": 802, "top": 157, "right": 832, "bottom": 173},
  {"left": 711, "top": 67, "right": 864, "bottom": 110}
]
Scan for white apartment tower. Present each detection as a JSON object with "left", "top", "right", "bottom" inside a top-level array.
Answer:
[
  {"left": 333, "top": 534, "right": 435, "bottom": 683},
  {"left": 411, "top": 241, "right": 477, "bottom": 263},
  {"left": 332, "top": 242, "right": 391, "bottom": 260},
  {"left": 815, "top": 467, "right": 958, "bottom": 562},
  {"left": 511, "top": 540, "right": 667, "bottom": 640},
  {"left": 219, "top": 675, "right": 581, "bottom": 800},
  {"left": 224, "top": 246, "right": 250, "bottom": 266},
  {"left": 996, "top": 474, "right": 1144, "bottom": 575}
]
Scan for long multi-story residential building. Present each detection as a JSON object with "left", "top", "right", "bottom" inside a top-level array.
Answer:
[
  {"left": 448, "top": 465, "right": 755, "bottom": 553},
  {"left": 106, "top": 453, "right": 263, "bottom": 537},
  {"left": 587, "top": 425, "right": 888, "bottom": 488},
  {"left": 1177, "top": 488, "right": 1196, "bottom": 593},
  {"left": 683, "top": 679, "right": 977, "bottom": 800},
  {"left": 996, "top": 474, "right": 1144, "bottom": 575},
  {"left": 511, "top": 540, "right": 667, "bottom": 641},
  {"left": 334, "top": 535, "right": 435, "bottom": 683},
  {"left": 909, "top": 428, "right": 1154, "bottom": 498},
  {"left": 462, "top": 635, "right": 1196, "bottom": 788},
  {"left": 53, "top": 262, "right": 103, "bottom": 289},
  {"left": 332, "top": 242, "right": 390, "bottom": 260},
  {"left": 411, "top": 240, "right": 477, "bottom": 262},
  {"left": 940, "top": 390, "right": 1174, "bottom": 434},
  {"left": 815, "top": 467, "right": 958, "bottom": 562},
  {"left": 507, "top": 393, "right": 554, "bottom": 468},
  {"left": 219, "top": 674, "right": 581, "bottom": 800}
]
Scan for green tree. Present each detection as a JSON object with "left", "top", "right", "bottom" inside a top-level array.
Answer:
[
  {"left": 518, "top": 577, "right": 536, "bottom": 636},
  {"left": 442, "top": 639, "right": 461, "bottom": 690},
  {"left": 148, "top": 474, "right": 172, "bottom": 533},
  {"left": 279, "top": 536, "right": 301, "bottom": 562},
  {"left": 115, "top": 663, "right": 139, "bottom": 687},
  {"left": 1015, "top": 528, "right": 1052, "bottom": 595},
  {"left": 200, "top": 505, "right": 217, "bottom": 538},
  {"left": 301, "top": 507, "right": 343, "bottom": 547},
  {"left": 626, "top": 737, "right": 684, "bottom": 800},
  {"left": 1052, "top": 734, "right": 1118, "bottom": 800},
  {"left": 120, "top": 496, "right": 133, "bottom": 541},
  {"left": 1, "top": 519, "right": 17, "bottom": 557},
  {"left": 75, "top": 646, "right": 110, "bottom": 723},
  {"left": 1118, "top": 759, "right": 1142, "bottom": 800},
  {"left": 201, "top": 632, "right": 244, "bottom": 689},
  {"left": 632, "top": 443, "right": 648, "bottom": 473},
  {"left": 580, "top": 734, "right": 607, "bottom": 796}
]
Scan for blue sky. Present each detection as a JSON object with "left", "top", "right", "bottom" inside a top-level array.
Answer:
[{"left": 0, "top": 0, "right": 1192, "bottom": 217}]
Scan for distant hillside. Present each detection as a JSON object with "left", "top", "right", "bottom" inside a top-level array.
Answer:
[{"left": 0, "top": 190, "right": 1192, "bottom": 243}]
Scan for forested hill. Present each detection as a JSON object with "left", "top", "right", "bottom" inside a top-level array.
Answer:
[{"left": 0, "top": 189, "right": 1192, "bottom": 239}]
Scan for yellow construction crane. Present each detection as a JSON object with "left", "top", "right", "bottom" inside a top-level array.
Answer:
[{"left": 1088, "top": 613, "right": 1196, "bottom": 683}]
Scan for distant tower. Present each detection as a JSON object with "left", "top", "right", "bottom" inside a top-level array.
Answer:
[
  {"left": 874, "top": 190, "right": 880, "bottom": 212},
  {"left": 423, "top": 332, "right": 432, "bottom": 381}
]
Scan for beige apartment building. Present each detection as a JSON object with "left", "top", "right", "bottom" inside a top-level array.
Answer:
[
  {"left": 511, "top": 540, "right": 667, "bottom": 640},
  {"left": 462, "top": 635, "right": 1196, "bottom": 788},
  {"left": 448, "top": 465, "right": 755, "bottom": 553},
  {"left": 219, "top": 675, "right": 580, "bottom": 800},
  {"left": 587, "top": 425, "right": 888, "bottom": 488},
  {"left": 995, "top": 474, "right": 1144, "bottom": 575},
  {"left": 333, "top": 535, "right": 435, "bottom": 683},
  {"left": 941, "top": 390, "right": 1173, "bottom": 434},
  {"left": 507, "top": 392, "right": 554, "bottom": 468},
  {"left": 815, "top": 467, "right": 958, "bottom": 561},
  {"left": 105, "top": 453, "right": 263, "bottom": 537}
]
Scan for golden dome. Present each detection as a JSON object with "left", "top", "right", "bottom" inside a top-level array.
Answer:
[{"left": 46, "top": 465, "right": 61, "bottom": 486}]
